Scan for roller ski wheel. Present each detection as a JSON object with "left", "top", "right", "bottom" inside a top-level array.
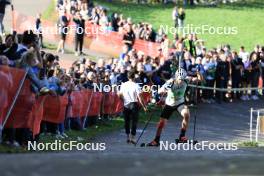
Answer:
[
  {"left": 140, "top": 140, "right": 160, "bottom": 147},
  {"left": 175, "top": 137, "right": 198, "bottom": 145}
]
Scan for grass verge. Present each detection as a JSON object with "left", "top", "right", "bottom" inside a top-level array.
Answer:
[
  {"left": 238, "top": 141, "right": 264, "bottom": 148},
  {"left": 0, "top": 105, "right": 163, "bottom": 153},
  {"left": 43, "top": 0, "right": 264, "bottom": 50},
  {"left": 0, "top": 118, "right": 124, "bottom": 153}
]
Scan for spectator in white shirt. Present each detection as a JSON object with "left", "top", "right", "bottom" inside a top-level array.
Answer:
[{"left": 118, "top": 71, "right": 147, "bottom": 144}]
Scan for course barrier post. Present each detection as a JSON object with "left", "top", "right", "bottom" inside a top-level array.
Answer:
[
  {"left": 83, "top": 90, "right": 94, "bottom": 129},
  {"left": 250, "top": 108, "right": 264, "bottom": 142}
]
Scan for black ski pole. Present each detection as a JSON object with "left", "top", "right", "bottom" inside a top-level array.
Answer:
[
  {"left": 135, "top": 92, "right": 166, "bottom": 147},
  {"left": 134, "top": 110, "right": 153, "bottom": 146},
  {"left": 192, "top": 80, "right": 199, "bottom": 144}
]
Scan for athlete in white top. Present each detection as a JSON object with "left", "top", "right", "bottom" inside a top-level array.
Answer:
[
  {"left": 147, "top": 68, "right": 203, "bottom": 146},
  {"left": 118, "top": 71, "right": 147, "bottom": 144},
  {"left": 119, "top": 81, "right": 141, "bottom": 106}
]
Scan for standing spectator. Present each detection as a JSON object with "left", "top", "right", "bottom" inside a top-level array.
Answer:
[
  {"left": 116, "top": 65, "right": 128, "bottom": 84},
  {"left": 135, "top": 62, "right": 150, "bottom": 86},
  {"left": 57, "top": 10, "right": 69, "bottom": 54},
  {"left": 118, "top": 71, "right": 147, "bottom": 144},
  {"left": 249, "top": 52, "right": 260, "bottom": 100},
  {"left": 99, "top": 9, "right": 109, "bottom": 29},
  {"left": 187, "top": 57, "right": 198, "bottom": 77},
  {"left": 35, "top": 13, "right": 44, "bottom": 48},
  {"left": 119, "top": 45, "right": 129, "bottom": 61},
  {"left": 203, "top": 55, "right": 216, "bottom": 103},
  {"left": 111, "top": 13, "right": 119, "bottom": 32},
  {"left": 16, "top": 30, "right": 38, "bottom": 59},
  {"left": 181, "top": 51, "right": 192, "bottom": 71},
  {"left": 89, "top": 8, "right": 99, "bottom": 25},
  {"left": 174, "top": 37, "right": 184, "bottom": 61},
  {"left": 196, "top": 40, "right": 206, "bottom": 57},
  {"left": 239, "top": 46, "right": 249, "bottom": 63},
  {"left": 172, "top": 6, "right": 179, "bottom": 28},
  {"left": 184, "top": 34, "right": 196, "bottom": 57},
  {"left": 161, "top": 34, "right": 169, "bottom": 58},
  {"left": 215, "top": 54, "right": 230, "bottom": 103},
  {"left": 155, "top": 28, "right": 164, "bottom": 43},
  {"left": 178, "top": 8, "right": 185, "bottom": 30},
  {"left": 73, "top": 12, "right": 85, "bottom": 56},
  {"left": 143, "top": 56, "right": 153, "bottom": 73},
  {"left": 56, "top": 0, "right": 64, "bottom": 10},
  {"left": 241, "top": 50, "right": 252, "bottom": 101},
  {"left": 0, "top": 0, "right": 12, "bottom": 35},
  {"left": 231, "top": 51, "right": 244, "bottom": 99},
  {"left": 83, "top": 71, "right": 95, "bottom": 89},
  {"left": 122, "top": 25, "right": 135, "bottom": 51}
]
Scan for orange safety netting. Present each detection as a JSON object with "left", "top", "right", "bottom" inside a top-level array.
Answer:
[
  {"left": 42, "top": 94, "right": 68, "bottom": 124},
  {"left": 0, "top": 66, "right": 27, "bottom": 125},
  {"left": 0, "top": 66, "right": 154, "bottom": 136}
]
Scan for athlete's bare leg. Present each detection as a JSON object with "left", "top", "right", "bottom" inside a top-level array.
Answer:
[
  {"left": 180, "top": 105, "right": 190, "bottom": 130},
  {"left": 178, "top": 105, "right": 190, "bottom": 141}
]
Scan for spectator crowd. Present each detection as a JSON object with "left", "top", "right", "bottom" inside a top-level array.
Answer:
[{"left": 55, "top": 0, "right": 180, "bottom": 55}]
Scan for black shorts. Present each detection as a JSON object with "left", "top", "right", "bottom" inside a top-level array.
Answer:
[
  {"left": 60, "top": 32, "right": 67, "bottom": 40},
  {"left": 160, "top": 103, "right": 185, "bottom": 120},
  {"left": 60, "top": 27, "right": 68, "bottom": 40}
]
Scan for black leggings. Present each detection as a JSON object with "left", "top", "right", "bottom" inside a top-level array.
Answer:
[
  {"left": 203, "top": 79, "right": 215, "bottom": 99},
  {"left": 251, "top": 72, "right": 260, "bottom": 95},
  {"left": 75, "top": 34, "right": 84, "bottom": 53},
  {"left": 123, "top": 103, "right": 139, "bottom": 136}
]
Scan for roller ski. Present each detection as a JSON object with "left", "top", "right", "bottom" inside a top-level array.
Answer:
[
  {"left": 140, "top": 140, "right": 160, "bottom": 147},
  {"left": 175, "top": 136, "right": 199, "bottom": 145}
]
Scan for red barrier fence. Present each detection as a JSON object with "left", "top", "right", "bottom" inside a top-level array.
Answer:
[
  {"left": 0, "top": 66, "right": 151, "bottom": 136},
  {"left": 13, "top": 11, "right": 162, "bottom": 58},
  {"left": 0, "top": 66, "right": 26, "bottom": 124}
]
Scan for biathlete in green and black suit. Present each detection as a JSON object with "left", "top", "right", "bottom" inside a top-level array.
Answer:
[{"left": 147, "top": 68, "right": 202, "bottom": 146}]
